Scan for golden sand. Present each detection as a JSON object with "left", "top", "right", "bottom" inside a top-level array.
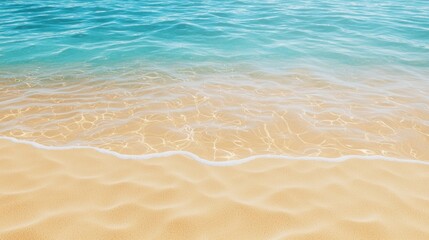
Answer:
[
  {"left": 1, "top": 138, "right": 429, "bottom": 239},
  {"left": 1, "top": 70, "right": 429, "bottom": 239}
]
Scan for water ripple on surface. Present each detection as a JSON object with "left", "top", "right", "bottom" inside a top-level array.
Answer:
[{"left": 0, "top": 0, "right": 428, "bottom": 68}]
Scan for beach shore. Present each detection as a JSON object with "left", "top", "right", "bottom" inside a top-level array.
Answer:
[
  {"left": 1, "top": 138, "right": 429, "bottom": 239},
  {"left": 2, "top": 0, "right": 429, "bottom": 239}
]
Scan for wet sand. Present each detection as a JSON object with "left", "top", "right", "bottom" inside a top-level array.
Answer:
[
  {"left": 1, "top": 138, "right": 429, "bottom": 239},
  {"left": 2, "top": 71, "right": 429, "bottom": 161}
]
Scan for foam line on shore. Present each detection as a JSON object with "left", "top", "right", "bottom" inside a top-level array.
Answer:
[{"left": 1, "top": 136, "right": 429, "bottom": 167}]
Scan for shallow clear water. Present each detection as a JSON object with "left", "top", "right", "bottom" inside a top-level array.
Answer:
[{"left": 0, "top": 0, "right": 429, "bottom": 161}]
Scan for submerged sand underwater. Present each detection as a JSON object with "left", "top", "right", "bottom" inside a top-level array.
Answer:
[{"left": 1, "top": 69, "right": 429, "bottom": 160}]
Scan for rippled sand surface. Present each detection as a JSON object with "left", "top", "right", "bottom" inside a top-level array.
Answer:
[{"left": 1, "top": 138, "right": 429, "bottom": 239}]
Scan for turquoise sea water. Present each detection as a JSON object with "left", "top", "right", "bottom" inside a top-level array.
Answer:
[{"left": 0, "top": 0, "right": 428, "bottom": 72}]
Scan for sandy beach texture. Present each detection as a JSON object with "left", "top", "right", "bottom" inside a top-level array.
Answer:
[{"left": 1, "top": 138, "right": 429, "bottom": 239}]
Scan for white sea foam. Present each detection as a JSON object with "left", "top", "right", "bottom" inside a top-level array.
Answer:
[{"left": 1, "top": 136, "right": 429, "bottom": 167}]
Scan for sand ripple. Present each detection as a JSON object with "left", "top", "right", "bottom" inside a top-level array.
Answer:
[{"left": 1, "top": 139, "right": 429, "bottom": 239}]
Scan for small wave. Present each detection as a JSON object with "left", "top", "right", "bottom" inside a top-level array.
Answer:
[{"left": 1, "top": 136, "right": 428, "bottom": 167}]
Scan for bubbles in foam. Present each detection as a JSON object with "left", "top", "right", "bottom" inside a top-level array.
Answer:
[{"left": 2, "top": 136, "right": 429, "bottom": 167}]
